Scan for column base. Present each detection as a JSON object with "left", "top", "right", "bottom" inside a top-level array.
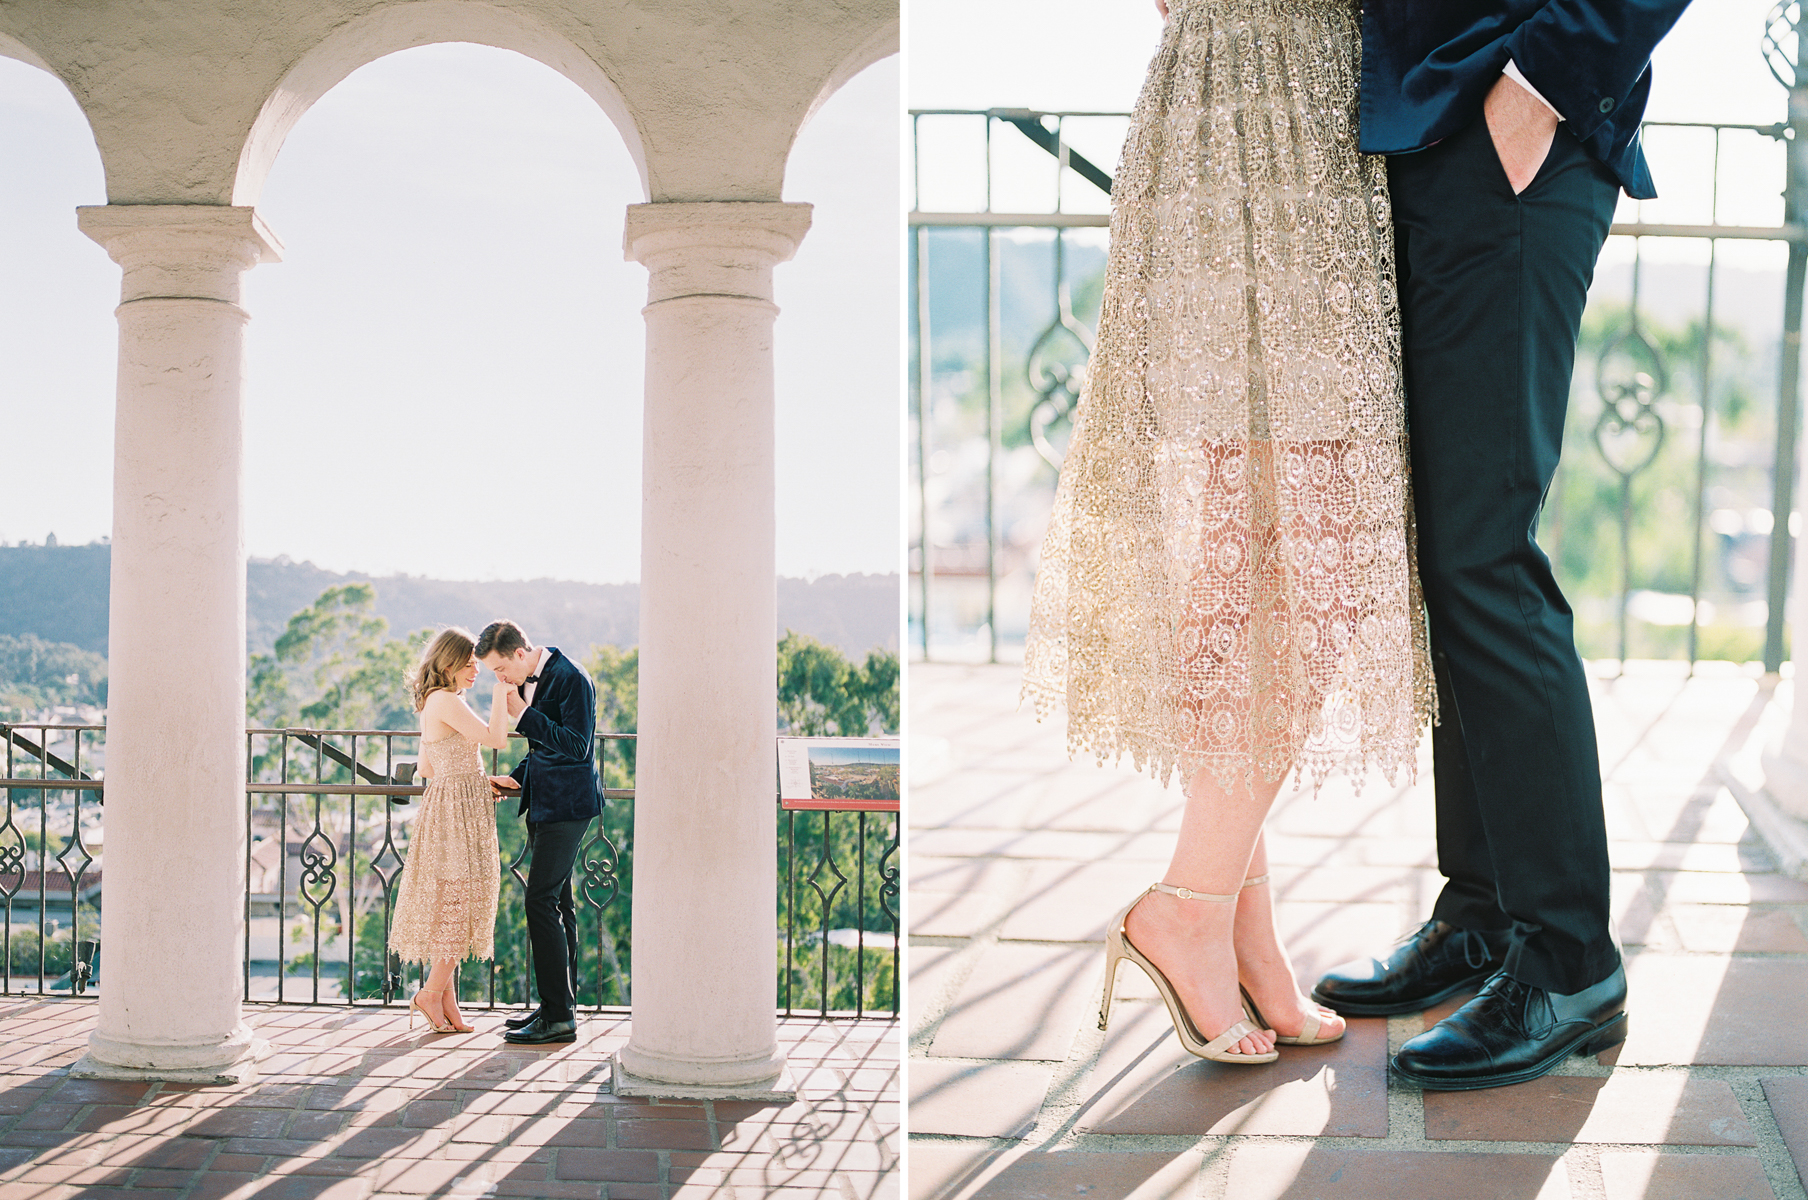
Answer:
[
  {"left": 1737, "top": 748, "right": 1808, "bottom": 881},
  {"left": 79, "top": 1023, "right": 269, "bottom": 1085},
  {"left": 1767, "top": 733, "right": 1808, "bottom": 820},
  {"left": 610, "top": 1051, "right": 795, "bottom": 1101}
]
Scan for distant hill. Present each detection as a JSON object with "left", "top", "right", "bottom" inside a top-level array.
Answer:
[
  {"left": 0, "top": 545, "right": 900, "bottom": 662},
  {"left": 0, "top": 544, "right": 110, "bottom": 654}
]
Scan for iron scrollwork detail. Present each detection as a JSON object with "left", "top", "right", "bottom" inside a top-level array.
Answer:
[
  {"left": 1593, "top": 324, "right": 1669, "bottom": 481},
  {"left": 1028, "top": 242, "right": 1096, "bottom": 469},
  {"left": 1592, "top": 310, "right": 1671, "bottom": 666},
  {"left": 296, "top": 819, "right": 339, "bottom": 915},
  {"left": 578, "top": 830, "right": 622, "bottom": 912},
  {"left": 0, "top": 816, "right": 23, "bottom": 902}
]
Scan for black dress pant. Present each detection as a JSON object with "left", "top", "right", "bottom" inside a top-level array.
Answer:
[
  {"left": 525, "top": 818, "right": 590, "bottom": 1021},
  {"left": 1389, "top": 117, "right": 1622, "bottom": 994}
]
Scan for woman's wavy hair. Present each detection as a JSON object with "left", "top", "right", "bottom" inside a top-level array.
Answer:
[{"left": 407, "top": 627, "right": 476, "bottom": 713}]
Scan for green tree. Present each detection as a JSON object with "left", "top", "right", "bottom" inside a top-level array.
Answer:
[
  {"left": 586, "top": 644, "right": 638, "bottom": 787},
  {"left": 0, "top": 634, "right": 107, "bottom": 720},
  {"left": 853, "top": 647, "right": 900, "bottom": 735},
  {"left": 776, "top": 632, "right": 900, "bottom": 736},
  {"left": 247, "top": 584, "right": 423, "bottom": 731}
]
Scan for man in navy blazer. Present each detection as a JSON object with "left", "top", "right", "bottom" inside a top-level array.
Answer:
[
  {"left": 478, "top": 619, "right": 603, "bottom": 1046},
  {"left": 1309, "top": 0, "right": 1690, "bottom": 1091},
  {"left": 1359, "top": 1, "right": 1690, "bottom": 200}
]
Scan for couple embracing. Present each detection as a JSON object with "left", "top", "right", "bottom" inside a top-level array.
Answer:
[
  {"left": 387, "top": 619, "right": 601, "bottom": 1045},
  {"left": 1024, "top": 0, "right": 1688, "bottom": 1089}
]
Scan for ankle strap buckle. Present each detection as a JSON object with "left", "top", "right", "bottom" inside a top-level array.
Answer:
[{"left": 1151, "top": 881, "right": 1237, "bottom": 903}]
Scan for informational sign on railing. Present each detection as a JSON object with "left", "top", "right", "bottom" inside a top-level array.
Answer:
[{"left": 777, "top": 737, "right": 900, "bottom": 812}]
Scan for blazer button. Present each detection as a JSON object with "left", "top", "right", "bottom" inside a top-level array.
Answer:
[{"left": 1598, "top": 97, "right": 1615, "bottom": 114}]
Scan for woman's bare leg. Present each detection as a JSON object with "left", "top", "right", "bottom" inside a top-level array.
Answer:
[
  {"left": 421, "top": 958, "right": 456, "bottom": 1025},
  {"left": 1234, "top": 831, "right": 1346, "bottom": 1040},
  {"left": 437, "top": 962, "right": 473, "bottom": 1032},
  {"left": 1122, "top": 766, "right": 1283, "bottom": 1057}
]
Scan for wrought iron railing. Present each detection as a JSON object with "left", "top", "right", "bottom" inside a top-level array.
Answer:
[
  {"left": 0, "top": 724, "right": 103, "bottom": 996},
  {"left": 241, "top": 726, "right": 632, "bottom": 1014},
  {"left": 781, "top": 805, "right": 900, "bottom": 1019},
  {"left": 910, "top": 103, "right": 1808, "bottom": 672},
  {"left": 0, "top": 723, "right": 898, "bottom": 1018}
]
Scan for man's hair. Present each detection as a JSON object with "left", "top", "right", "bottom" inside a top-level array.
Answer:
[{"left": 476, "top": 620, "right": 530, "bottom": 659}]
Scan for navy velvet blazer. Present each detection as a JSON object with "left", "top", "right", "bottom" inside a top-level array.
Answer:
[
  {"left": 505, "top": 647, "right": 604, "bottom": 825},
  {"left": 1359, "top": 0, "right": 1692, "bottom": 199}
]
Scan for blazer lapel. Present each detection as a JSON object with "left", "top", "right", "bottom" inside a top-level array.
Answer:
[{"left": 531, "top": 649, "right": 564, "bottom": 713}]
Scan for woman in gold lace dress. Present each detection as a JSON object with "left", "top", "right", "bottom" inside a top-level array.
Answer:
[
  {"left": 390, "top": 628, "right": 513, "bottom": 1033},
  {"left": 1023, "top": 0, "right": 1434, "bottom": 1061}
]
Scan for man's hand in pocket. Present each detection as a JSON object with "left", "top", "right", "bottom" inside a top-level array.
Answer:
[{"left": 1484, "top": 73, "right": 1559, "bottom": 195}]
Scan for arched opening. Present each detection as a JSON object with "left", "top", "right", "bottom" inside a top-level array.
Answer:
[
  {"left": 0, "top": 53, "right": 114, "bottom": 594},
  {"left": 775, "top": 51, "right": 901, "bottom": 603},
  {"left": 233, "top": 0, "right": 647, "bottom": 207},
  {"left": 240, "top": 40, "right": 644, "bottom": 1005},
  {"left": 244, "top": 41, "right": 642, "bottom": 586},
  {"left": 0, "top": 45, "right": 114, "bottom": 998}
]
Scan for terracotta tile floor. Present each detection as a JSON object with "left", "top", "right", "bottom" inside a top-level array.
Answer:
[
  {"left": 0, "top": 1002, "right": 898, "bottom": 1199},
  {"left": 908, "top": 661, "right": 1808, "bottom": 1200}
]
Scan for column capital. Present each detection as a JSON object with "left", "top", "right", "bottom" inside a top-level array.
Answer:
[
  {"left": 623, "top": 201, "right": 812, "bottom": 305},
  {"left": 78, "top": 205, "right": 283, "bottom": 306}
]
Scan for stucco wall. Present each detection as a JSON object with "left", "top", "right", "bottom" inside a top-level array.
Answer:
[{"left": 0, "top": 0, "right": 897, "bottom": 205}]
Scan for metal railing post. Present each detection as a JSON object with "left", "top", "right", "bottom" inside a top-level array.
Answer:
[
  {"left": 985, "top": 224, "right": 1001, "bottom": 665},
  {"left": 1687, "top": 127, "right": 1724, "bottom": 672},
  {"left": 985, "top": 115, "right": 1001, "bottom": 665},
  {"left": 1767, "top": 38, "right": 1808, "bottom": 671},
  {"left": 915, "top": 226, "right": 934, "bottom": 662}
]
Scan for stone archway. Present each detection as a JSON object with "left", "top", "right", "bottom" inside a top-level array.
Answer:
[{"left": 232, "top": 0, "right": 650, "bottom": 206}]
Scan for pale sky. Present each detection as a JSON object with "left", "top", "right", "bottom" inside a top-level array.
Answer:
[
  {"left": 909, "top": 0, "right": 1790, "bottom": 273},
  {"left": 0, "top": 43, "right": 900, "bottom": 584}
]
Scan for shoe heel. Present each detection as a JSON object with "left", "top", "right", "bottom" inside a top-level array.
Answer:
[
  {"left": 1577, "top": 1011, "right": 1628, "bottom": 1057},
  {"left": 1099, "top": 938, "right": 1124, "bottom": 1032}
]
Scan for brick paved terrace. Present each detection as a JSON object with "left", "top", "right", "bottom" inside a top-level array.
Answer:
[
  {"left": 907, "top": 661, "right": 1808, "bottom": 1200},
  {"left": 0, "top": 1005, "right": 898, "bottom": 1199}
]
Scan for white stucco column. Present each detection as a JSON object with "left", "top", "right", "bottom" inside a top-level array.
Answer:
[
  {"left": 617, "top": 200, "right": 811, "bottom": 1094},
  {"left": 1760, "top": 423, "right": 1808, "bottom": 878},
  {"left": 75, "top": 205, "right": 281, "bottom": 1082},
  {"left": 1768, "top": 561, "right": 1808, "bottom": 822}
]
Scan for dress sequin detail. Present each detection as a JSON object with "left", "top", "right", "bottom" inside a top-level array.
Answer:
[
  {"left": 1022, "top": 0, "right": 1436, "bottom": 791},
  {"left": 388, "top": 728, "right": 500, "bottom": 964}
]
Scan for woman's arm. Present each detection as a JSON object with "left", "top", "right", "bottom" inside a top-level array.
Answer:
[{"left": 422, "top": 688, "right": 513, "bottom": 751}]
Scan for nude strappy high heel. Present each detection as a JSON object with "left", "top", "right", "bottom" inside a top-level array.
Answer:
[
  {"left": 1100, "top": 882, "right": 1278, "bottom": 1064},
  {"left": 439, "top": 990, "right": 474, "bottom": 1034},
  {"left": 1235, "top": 873, "right": 1344, "bottom": 1046},
  {"left": 410, "top": 985, "right": 454, "bottom": 1033}
]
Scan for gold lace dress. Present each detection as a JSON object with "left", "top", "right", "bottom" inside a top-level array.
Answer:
[
  {"left": 388, "top": 729, "right": 500, "bottom": 963},
  {"left": 1022, "top": 0, "right": 1435, "bottom": 791}
]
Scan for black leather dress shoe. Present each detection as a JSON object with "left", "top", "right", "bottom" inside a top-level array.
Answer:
[
  {"left": 1391, "top": 965, "right": 1628, "bottom": 1091},
  {"left": 503, "top": 1015, "right": 578, "bottom": 1045},
  {"left": 504, "top": 1008, "right": 541, "bottom": 1031},
  {"left": 1311, "top": 920, "right": 1508, "bottom": 1016}
]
